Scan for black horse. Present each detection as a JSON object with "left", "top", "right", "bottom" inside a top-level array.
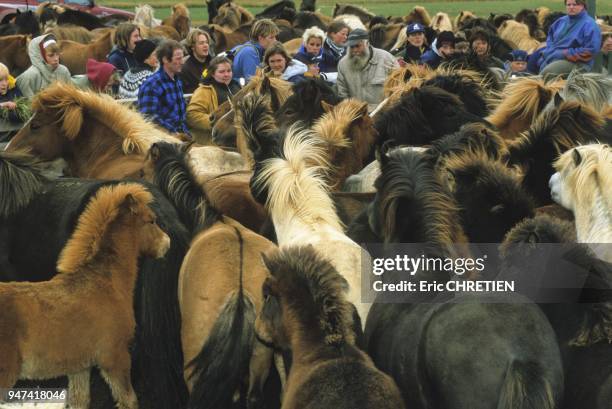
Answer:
[
  {"left": 374, "top": 85, "right": 487, "bottom": 147},
  {"left": 276, "top": 78, "right": 341, "bottom": 130},
  {"left": 255, "top": 0, "right": 296, "bottom": 20},
  {"left": 0, "top": 151, "right": 189, "bottom": 409},
  {"left": 423, "top": 73, "right": 490, "bottom": 117}
]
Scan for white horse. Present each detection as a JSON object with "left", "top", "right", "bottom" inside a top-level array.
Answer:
[
  {"left": 134, "top": 4, "right": 161, "bottom": 28},
  {"left": 550, "top": 144, "right": 612, "bottom": 262},
  {"left": 253, "top": 126, "right": 373, "bottom": 327}
]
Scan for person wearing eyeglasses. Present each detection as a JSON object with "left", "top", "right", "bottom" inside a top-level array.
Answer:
[{"left": 537, "top": 0, "right": 601, "bottom": 76}]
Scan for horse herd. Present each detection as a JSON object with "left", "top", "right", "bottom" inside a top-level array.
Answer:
[{"left": 0, "top": 2, "right": 611, "bottom": 409}]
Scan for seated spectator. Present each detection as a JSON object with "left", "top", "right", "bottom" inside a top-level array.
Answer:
[
  {"left": 469, "top": 29, "right": 505, "bottom": 69},
  {"left": 420, "top": 31, "right": 456, "bottom": 69},
  {"left": 16, "top": 34, "right": 71, "bottom": 98},
  {"left": 593, "top": 32, "right": 612, "bottom": 75},
  {"left": 0, "top": 62, "right": 25, "bottom": 143},
  {"left": 138, "top": 40, "right": 188, "bottom": 135},
  {"left": 230, "top": 19, "right": 279, "bottom": 83},
  {"left": 402, "top": 23, "right": 430, "bottom": 64},
  {"left": 118, "top": 39, "right": 158, "bottom": 99},
  {"left": 293, "top": 27, "right": 330, "bottom": 81},
  {"left": 187, "top": 56, "right": 240, "bottom": 145},
  {"left": 320, "top": 20, "right": 350, "bottom": 75},
  {"left": 337, "top": 28, "right": 398, "bottom": 112},
  {"left": 181, "top": 29, "right": 214, "bottom": 94},
  {"left": 262, "top": 42, "right": 321, "bottom": 84},
  {"left": 538, "top": 0, "right": 601, "bottom": 76},
  {"left": 505, "top": 50, "right": 531, "bottom": 78},
  {"left": 72, "top": 59, "right": 119, "bottom": 94},
  {"left": 107, "top": 23, "right": 142, "bottom": 74}
]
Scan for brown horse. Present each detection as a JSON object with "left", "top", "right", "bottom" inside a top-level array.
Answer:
[
  {"left": 0, "top": 183, "right": 170, "bottom": 408},
  {"left": 162, "top": 3, "right": 191, "bottom": 40},
  {"left": 0, "top": 35, "right": 31, "bottom": 74},
  {"left": 203, "top": 22, "right": 250, "bottom": 52},
  {"left": 46, "top": 24, "right": 95, "bottom": 43},
  {"left": 141, "top": 24, "right": 182, "bottom": 41},
  {"left": 405, "top": 5, "right": 432, "bottom": 25},
  {"left": 212, "top": 1, "right": 254, "bottom": 31},
  {"left": 498, "top": 19, "right": 541, "bottom": 53},
  {"left": 58, "top": 30, "right": 114, "bottom": 74},
  {"left": 7, "top": 82, "right": 179, "bottom": 179},
  {"left": 142, "top": 141, "right": 276, "bottom": 408},
  {"left": 313, "top": 98, "right": 378, "bottom": 190},
  {"left": 256, "top": 246, "right": 406, "bottom": 409},
  {"left": 369, "top": 23, "right": 404, "bottom": 51}
]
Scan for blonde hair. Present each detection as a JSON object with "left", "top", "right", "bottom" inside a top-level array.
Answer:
[
  {"left": 250, "top": 18, "right": 280, "bottom": 41},
  {"left": 0, "top": 62, "right": 8, "bottom": 79},
  {"left": 302, "top": 26, "right": 325, "bottom": 45},
  {"left": 185, "top": 28, "right": 212, "bottom": 52}
]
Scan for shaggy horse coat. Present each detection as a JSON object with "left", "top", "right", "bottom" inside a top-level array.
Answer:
[
  {"left": 0, "top": 35, "right": 31, "bottom": 74},
  {"left": 423, "top": 72, "right": 491, "bottom": 117},
  {"left": 502, "top": 215, "right": 612, "bottom": 409},
  {"left": 143, "top": 141, "right": 276, "bottom": 409},
  {"left": 0, "top": 151, "right": 190, "bottom": 409},
  {"left": 374, "top": 85, "right": 486, "bottom": 147},
  {"left": 0, "top": 183, "right": 170, "bottom": 409},
  {"left": 255, "top": 246, "right": 406, "bottom": 409}
]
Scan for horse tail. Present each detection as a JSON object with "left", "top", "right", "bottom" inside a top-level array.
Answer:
[
  {"left": 496, "top": 360, "right": 556, "bottom": 409},
  {"left": 0, "top": 150, "right": 47, "bottom": 219},
  {"left": 186, "top": 226, "right": 256, "bottom": 409}
]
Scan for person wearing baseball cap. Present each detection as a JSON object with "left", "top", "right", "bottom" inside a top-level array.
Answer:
[
  {"left": 420, "top": 31, "right": 455, "bottom": 69},
  {"left": 403, "top": 23, "right": 430, "bottom": 63}
]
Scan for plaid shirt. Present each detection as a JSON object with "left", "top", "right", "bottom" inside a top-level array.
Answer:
[{"left": 138, "top": 68, "right": 187, "bottom": 134}]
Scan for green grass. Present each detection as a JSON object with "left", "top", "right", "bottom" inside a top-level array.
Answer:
[{"left": 105, "top": 0, "right": 611, "bottom": 26}]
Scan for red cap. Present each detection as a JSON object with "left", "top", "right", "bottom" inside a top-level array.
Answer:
[{"left": 86, "top": 58, "right": 116, "bottom": 91}]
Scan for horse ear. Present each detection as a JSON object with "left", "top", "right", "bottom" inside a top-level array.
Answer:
[
  {"left": 321, "top": 100, "right": 334, "bottom": 113},
  {"left": 355, "top": 101, "right": 369, "bottom": 118},
  {"left": 121, "top": 193, "right": 139, "bottom": 215},
  {"left": 553, "top": 92, "right": 564, "bottom": 107},
  {"left": 182, "top": 141, "right": 196, "bottom": 153},
  {"left": 61, "top": 105, "right": 84, "bottom": 140},
  {"left": 572, "top": 148, "right": 582, "bottom": 166}
]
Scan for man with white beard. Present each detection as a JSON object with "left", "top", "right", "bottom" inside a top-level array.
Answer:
[{"left": 336, "top": 28, "right": 398, "bottom": 112}]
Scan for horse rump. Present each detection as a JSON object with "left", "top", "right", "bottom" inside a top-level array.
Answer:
[{"left": 497, "top": 360, "right": 555, "bottom": 409}]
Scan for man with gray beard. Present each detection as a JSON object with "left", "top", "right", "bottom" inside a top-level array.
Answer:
[{"left": 336, "top": 28, "right": 398, "bottom": 112}]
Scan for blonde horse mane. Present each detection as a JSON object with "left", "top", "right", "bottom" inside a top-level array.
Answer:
[
  {"left": 536, "top": 7, "right": 551, "bottom": 27},
  {"left": 487, "top": 78, "right": 564, "bottom": 138},
  {"left": 172, "top": 3, "right": 190, "bottom": 18},
  {"left": 333, "top": 14, "right": 366, "bottom": 31},
  {"left": 383, "top": 64, "right": 432, "bottom": 98},
  {"left": 243, "top": 74, "right": 293, "bottom": 106},
  {"left": 32, "top": 82, "right": 178, "bottom": 154},
  {"left": 498, "top": 20, "right": 541, "bottom": 53},
  {"left": 431, "top": 12, "right": 453, "bottom": 32},
  {"left": 454, "top": 10, "right": 475, "bottom": 29},
  {"left": 134, "top": 4, "right": 161, "bottom": 28},
  {"left": 554, "top": 144, "right": 612, "bottom": 213},
  {"left": 254, "top": 126, "right": 343, "bottom": 231},
  {"left": 57, "top": 183, "right": 153, "bottom": 274},
  {"left": 314, "top": 98, "right": 367, "bottom": 151}
]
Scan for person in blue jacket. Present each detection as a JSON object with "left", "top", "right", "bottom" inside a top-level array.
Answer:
[
  {"left": 107, "top": 23, "right": 142, "bottom": 75},
  {"left": 420, "top": 31, "right": 456, "bottom": 69},
  {"left": 538, "top": 0, "right": 601, "bottom": 75},
  {"left": 230, "top": 19, "right": 279, "bottom": 83}
]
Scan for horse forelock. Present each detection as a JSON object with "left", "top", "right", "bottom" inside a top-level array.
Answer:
[
  {"left": 266, "top": 246, "right": 355, "bottom": 346},
  {"left": 56, "top": 183, "right": 153, "bottom": 274},
  {"left": 0, "top": 151, "right": 47, "bottom": 219}
]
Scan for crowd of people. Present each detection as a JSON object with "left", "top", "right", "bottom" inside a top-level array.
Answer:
[{"left": 0, "top": 0, "right": 610, "bottom": 145}]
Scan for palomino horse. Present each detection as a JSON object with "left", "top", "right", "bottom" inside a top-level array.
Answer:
[
  {"left": 161, "top": 3, "right": 191, "bottom": 39},
  {"left": 0, "top": 35, "right": 31, "bottom": 74},
  {"left": 58, "top": 30, "right": 114, "bottom": 74},
  {"left": 550, "top": 144, "right": 612, "bottom": 261},
  {"left": 249, "top": 124, "right": 372, "bottom": 328},
  {"left": 7, "top": 82, "right": 179, "bottom": 179},
  {"left": 143, "top": 141, "right": 276, "bottom": 409},
  {"left": 255, "top": 246, "right": 406, "bottom": 409},
  {"left": 134, "top": 4, "right": 161, "bottom": 28},
  {"left": 0, "top": 183, "right": 170, "bottom": 409},
  {"left": 498, "top": 19, "right": 541, "bottom": 53},
  {"left": 0, "top": 150, "right": 190, "bottom": 409}
]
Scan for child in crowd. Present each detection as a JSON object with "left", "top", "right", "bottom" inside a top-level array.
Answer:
[
  {"left": 505, "top": 50, "right": 531, "bottom": 78},
  {"left": 0, "top": 62, "right": 27, "bottom": 143}
]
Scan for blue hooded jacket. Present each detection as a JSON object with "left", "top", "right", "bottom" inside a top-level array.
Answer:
[
  {"left": 540, "top": 10, "right": 601, "bottom": 70},
  {"left": 230, "top": 41, "right": 264, "bottom": 82}
]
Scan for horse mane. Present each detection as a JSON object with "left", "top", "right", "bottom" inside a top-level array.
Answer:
[
  {"left": 554, "top": 144, "right": 612, "bottom": 212},
  {"left": 149, "top": 142, "right": 222, "bottom": 236},
  {"left": 333, "top": 14, "right": 366, "bottom": 30},
  {"left": 235, "top": 93, "right": 279, "bottom": 167},
  {"left": 264, "top": 245, "right": 354, "bottom": 346},
  {"left": 432, "top": 12, "right": 453, "bottom": 32},
  {"left": 560, "top": 72, "right": 612, "bottom": 112},
  {"left": 455, "top": 10, "right": 475, "bottom": 29},
  {"left": 254, "top": 126, "right": 343, "bottom": 230},
  {"left": 498, "top": 20, "right": 540, "bottom": 52},
  {"left": 313, "top": 98, "right": 366, "bottom": 151},
  {"left": 243, "top": 74, "right": 293, "bottom": 107},
  {"left": 407, "top": 6, "right": 431, "bottom": 26},
  {"left": 172, "top": 3, "right": 190, "bottom": 18},
  {"left": 383, "top": 64, "right": 431, "bottom": 98},
  {"left": 423, "top": 71, "right": 491, "bottom": 117},
  {"left": 536, "top": 7, "right": 551, "bottom": 27},
  {"left": 32, "top": 82, "right": 178, "bottom": 154},
  {"left": 56, "top": 183, "right": 153, "bottom": 274},
  {"left": 487, "top": 78, "right": 563, "bottom": 136},
  {"left": 333, "top": 3, "right": 374, "bottom": 19},
  {"left": 0, "top": 150, "right": 48, "bottom": 219}
]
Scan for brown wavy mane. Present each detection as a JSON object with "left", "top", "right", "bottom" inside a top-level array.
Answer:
[
  {"left": 56, "top": 183, "right": 153, "bottom": 274},
  {"left": 32, "top": 82, "right": 178, "bottom": 154}
]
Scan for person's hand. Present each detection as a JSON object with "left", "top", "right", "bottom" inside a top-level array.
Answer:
[
  {"left": 308, "top": 65, "right": 320, "bottom": 76},
  {"left": 0, "top": 101, "right": 17, "bottom": 110}
]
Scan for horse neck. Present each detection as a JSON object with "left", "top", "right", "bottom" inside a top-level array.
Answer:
[
  {"left": 91, "top": 32, "right": 112, "bottom": 59},
  {"left": 67, "top": 117, "right": 137, "bottom": 178},
  {"left": 573, "top": 188, "right": 612, "bottom": 249}
]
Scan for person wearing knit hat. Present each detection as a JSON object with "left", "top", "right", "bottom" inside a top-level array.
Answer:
[
  {"left": 118, "top": 39, "right": 158, "bottom": 99},
  {"left": 504, "top": 50, "right": 531, "bottom": 77},
  {"left": 420, "top": 31, "right": 455, "bottom": 69},
  {"left": 469, "top": 29, "right": 505, "bottom": 69},
  {"left": 16, "top": 34, "right": 71, "bottom": 98},
  {"left": 72, "top": 59, "right": 119, "bottom": 93}
]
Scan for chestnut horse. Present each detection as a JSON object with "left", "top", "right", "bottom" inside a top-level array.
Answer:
[
  {"left": 0, "top": 35, "right": 31, "bottom": 74},
  {"left": 58, "top": 30, "right": 114, "bottom": 74},
  {"left": 161, "top": 3, "right": 191, "bottom": 39},
  {"left": 0, "top": 183, "right": 170, "bottom": 409}
]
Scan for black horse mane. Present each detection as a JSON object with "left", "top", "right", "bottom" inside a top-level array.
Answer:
[
  {"left": 256, "top": 0, "right": 296, "bottom": 19},
  {"left": 149, "top": 142, "right": 222, "bottom": 236},
  {"left": 0, "top": 150, "right": 48, "bottom": 219},
  {"left": 299, "top": 0, "right": 316, "bottom": 12},
  {"left": 294, "top": 10, "right": 327, "bottom": 30},
  {"left": 489, "top": 13, "right": 513, "bottom": 28},
  {"left": 277, "top": 78, "right": 341, "bottom": 129},
  {"left": 443, "top": 52, "right": 502, "bottom": 90},
  {"left": 423, "top": 73, "right": 490, "bottom": 117},
  {"left": 375, "top": 85, "right": 484, "bottom": 147}
]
